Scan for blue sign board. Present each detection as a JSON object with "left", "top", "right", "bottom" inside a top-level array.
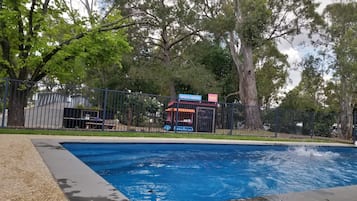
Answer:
[
  {"left": 178, "top": 94, "right": 202, "bottom": 102},
  {"left": 174, "top": 126, "right": 194, "bottom": 132},
  {"left": 163, "top": 125, "right": 194, "bottom": 132}
]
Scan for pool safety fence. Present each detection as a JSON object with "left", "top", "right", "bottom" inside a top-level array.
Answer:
[{"left": 0, "top": 79, "right": 343, "bottom": 137}]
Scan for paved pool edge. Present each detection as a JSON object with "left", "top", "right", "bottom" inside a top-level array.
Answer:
[
  {"left": 33, "top": 139, "right": 129, "bottom": 201},
  {"left": 33, "top": 138, "right": 357, "bottom": 201}
]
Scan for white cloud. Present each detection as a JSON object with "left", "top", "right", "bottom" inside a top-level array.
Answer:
[
  {"left": 316, "top": 0, "right": 346, "bottom": 14},
  {"left": 279, "top": 46, "right": 303, "bottom": 91},
  {"left": 277, "top": 0, "right": 345, "bottom": 91}
]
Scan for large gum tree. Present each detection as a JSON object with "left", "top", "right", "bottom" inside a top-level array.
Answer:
[
  {"left": 323, "top": 1, "right": 357, "bottom": 139},
  {"left": 200, "top": 0, "right": 322, "bottom": 129}
]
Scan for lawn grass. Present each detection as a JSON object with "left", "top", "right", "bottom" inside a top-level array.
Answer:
[{"left": 0, "top": 128, "right": 347, "bottom": 143}]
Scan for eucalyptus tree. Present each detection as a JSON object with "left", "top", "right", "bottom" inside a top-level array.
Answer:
[
  {"left": 280, "top": 56, "right": 324, "bottom": 110},
  {"left": 298, "top": 56, "right": 325, "bottom": 107},
  {"left": 280, "top": 55, "right": 339, "bottom": 136},
  {"left": 199, "top": 0, "right": 322, "bottom": 129},
  {"left": 117, "top": 0, "right": 215, "bottom": 99},
  {"left": 323, "top": 1, "right": 357, "bottom": 139},
  {"left": 0, "top": 0, "right": 133, "bottom": 126},
  {"left": 182, "top": 40, "right": 236, "bottom": 100},
  {"left": 254, "top": 41, "right": 288, "bottom": 109}
]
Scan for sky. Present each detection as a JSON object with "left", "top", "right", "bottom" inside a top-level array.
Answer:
[{"left": 279, "top": 0, "right": 353, "bottom": 91}]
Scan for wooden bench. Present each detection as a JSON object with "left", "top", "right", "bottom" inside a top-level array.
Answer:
[
  {"left": 85, "top": 120, "right": 119, "bottom": 129},
  {"left": 85, "top": 122, "right": 115, "bottom": 129}
]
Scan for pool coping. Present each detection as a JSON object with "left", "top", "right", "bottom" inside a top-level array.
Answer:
[{"left": 32, "top": 138, "right": 357, "bottom": 201}]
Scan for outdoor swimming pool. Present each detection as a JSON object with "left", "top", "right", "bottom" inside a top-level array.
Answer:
[{"left": 62, "top": 143, "right": 357, "bottom": 201}]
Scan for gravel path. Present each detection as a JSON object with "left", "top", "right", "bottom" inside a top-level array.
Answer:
[{"left": 0, "top": 135, "right": 67, "bottom": 201}]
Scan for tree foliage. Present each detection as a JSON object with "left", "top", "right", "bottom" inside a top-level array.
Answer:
[
  {"left": 116, "top": 0, "right": 208, "bottom": 99},
  {"left": 279, "top": 55, "right": 336, "bottom": 136},
  {"left": 280, "top": 56, "right": 323, "bottom": 109},
  {"left": 323, "top": 1, "right": 357, "bottom": 138},
  {"left": 0, "top": 0, "right": 133, "bottom": 126},
  {"left": 255, "top": 41, "right": 288, "bottom": 107},
  {"left": 182, "top": 40, "right": 235, "bottom": 99}
]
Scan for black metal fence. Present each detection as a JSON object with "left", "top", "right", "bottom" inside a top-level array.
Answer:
[{"left": 0, "top": 79, "right": 342, "bottom": 137}]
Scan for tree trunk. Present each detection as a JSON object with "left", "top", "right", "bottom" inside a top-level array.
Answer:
[
  {"left": 227, "top": 32, "right": 263, "bottom": 130},
  {"left": 161, "top": 26, "right": 177, "bottom": 100},
  {"left": 164, "top": 51, "right": 176, "bottom": 100},
  {"left": 7, "top": 82, "right": 29, "bottom": 127},
  {"left": 240, "top": 42, "right": 263, "bottom": 130},
  {"left": 169, "top": 81, "right": 176, "bottom": 100},
  {"left": 164, "top": 49, "right": 176, "bottom": 100},
  {"left": 340, "top": 81, "right": 353, "bottom": 139}
]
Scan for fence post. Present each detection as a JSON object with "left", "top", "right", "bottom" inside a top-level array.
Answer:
[
  {"left": 310, "top": 111, "right": 315, "bottom": 138},
  {"left": 102, "top": 88, "right": 108, "bottom": 131},
  {"left": 175, "top": 100, "right": 179, "bottom": 133},
  {"left": 2, "top": 78, "right": 9, "bottom": 128},
  {"left": 229, "top": 104, "right": 233, "bottom": 135},
  {"left": 274, "top": 108, "right": 280, "bottom": 138}
]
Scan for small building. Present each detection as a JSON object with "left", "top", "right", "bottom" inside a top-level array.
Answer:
[{"left": 164, "top": 94, "right": 218, "bottom": 132}]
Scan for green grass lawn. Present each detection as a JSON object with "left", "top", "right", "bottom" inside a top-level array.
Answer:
[{"left": 0, "top": 128, "right": 348, "bottom": 143}]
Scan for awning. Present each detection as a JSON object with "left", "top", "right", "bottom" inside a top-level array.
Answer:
[{"left": 165, "top": 108, "right": 195, "bottom": 113}]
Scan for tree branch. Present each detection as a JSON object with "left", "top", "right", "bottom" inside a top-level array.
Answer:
[
  {"left": 267, "top": 29, "right": 296, "bottom": 41},
  {"left": 99, "top": 21, "right": 143, "bottom": 32},
  {"left": 31, "top": 21, "right": 144, "bottom": 82},
  {"left": 146, "top": 40, "right": 164, "bottom": 49},
  {"left": 0, "top": 1, "right": 16, "bottom": 79},
  {"left": 30, "top": 32, "right": 85, "bottom": 82},
  {"left": 61, "top": 0, "right": 80, "bottom": 25},
  {"left": 100, "top": 18, "right": 128, "bottom": 29},
  {"left": 224, "top": 91, "right": 240, "bottom": 102},
  {"left": 267, "top": 10, "right": 289, "bottom": 40},
  {"left": 233, "top": 0, "right": 242, "bottom": 25},
  {"left": 0, "top": 60, "right": 16, "bottom": 78},
  {"left": 200, "top": 0, "right": 215, "bottom": 19},
  {"left": 30, "top": 0, "right": 50, "bottom": 33},
  {"left": 13, "top": 1, "right": 26, "bottom": 60},
  {"left": 227, "top": 31, "right": 242, "bottom": 74},
  {"left": 142, "top": 10, "right": 161, "bottom": 25},
  {"left": 28, "top": 0, "right": 36, "bottom": 37},
  {"left": 146, "top": 36, "right": 162, "bottom": 43},
  {"left": 80, "top": 0, "right": 92, "bottom": 17},
  {"left": 24, "top": 0, "right": 50, "bottom": 61},
  {"left": 42, "top": 0, "right": 50, "bottom": 14},
  {"left": 101, "top": 1, "right": 118, "bottom": 22},
  {"left": 168, "top": 30, "right": 200, "bottom": 49}
]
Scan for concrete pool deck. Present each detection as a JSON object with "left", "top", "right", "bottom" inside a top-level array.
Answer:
[{"left": 2, "top": 134, "right": 357, "bottom": 201}]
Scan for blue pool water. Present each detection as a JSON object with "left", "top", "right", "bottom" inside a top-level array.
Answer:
[{"left": 62, "top": 143, "right": 357, "bottom": 201}]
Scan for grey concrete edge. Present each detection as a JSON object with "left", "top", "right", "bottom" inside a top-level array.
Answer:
[
  {"left": 32, "top": 138, "right": 356, "bottom": 201},
  {"left": 32, "top": 139, "right": 129, "bottom": 201}
]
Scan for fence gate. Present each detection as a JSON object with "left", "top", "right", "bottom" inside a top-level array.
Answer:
[{"left": 196, "top": 107, "right": 215, "bottom": 133}]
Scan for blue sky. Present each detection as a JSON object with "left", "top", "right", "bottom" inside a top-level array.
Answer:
[{"left": 279, "top": 0, "right": 352, "bottom": 91}]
